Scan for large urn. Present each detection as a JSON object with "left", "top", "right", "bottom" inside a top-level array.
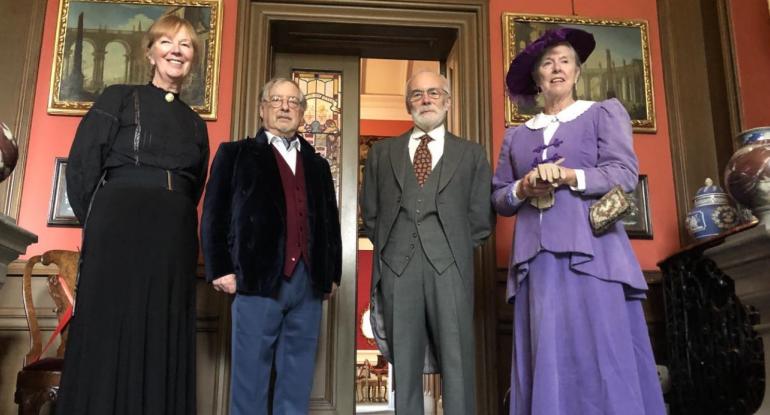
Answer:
[
  {"left": 0, "top": 122, "right": 18, "bottom": 182},
  {"left": 724, "top": 127, "right": 770, "bottom": 224}
]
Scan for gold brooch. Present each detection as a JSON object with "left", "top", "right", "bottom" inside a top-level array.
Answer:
[{"left": 165, "top": 92, "right": 174, "bottom": 103}]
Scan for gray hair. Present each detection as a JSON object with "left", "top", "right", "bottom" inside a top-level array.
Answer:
[
  {"left": 404, "top": 70, "right": 452, "bottom": 98},
  {"left": 260, "top": 77, "right": 307, "bottom": 110},
  {"left": 531, "top": 42, "right": 582, "bottom": 87}
]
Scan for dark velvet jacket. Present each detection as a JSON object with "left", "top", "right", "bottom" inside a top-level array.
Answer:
[{"left": 200, "top": 129, "right": 342, "bottom": 296}]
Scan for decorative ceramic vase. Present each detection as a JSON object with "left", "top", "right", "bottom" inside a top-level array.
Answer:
[
  {"left": 0, "top": 122, "right": 18, "bottom": 183},
  {"left": 686, "top": 178, "right": 738, "bottom": 239},
  {"left": 724, "top": 126, "right": 770, "bottom": 224}
]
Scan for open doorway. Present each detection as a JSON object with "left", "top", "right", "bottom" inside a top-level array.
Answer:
[
  {"left": 355, "top": 59, "right": 440, "bottom": 414},
  {"left": 273, "top": 51, "right": 446, "bottom": 415},
  {"left": 231, "top": 2, "right": 495, "bottom": 414}
]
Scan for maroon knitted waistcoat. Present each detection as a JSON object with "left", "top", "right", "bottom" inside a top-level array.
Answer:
[{"left": 272, "top": 146, "right": 310, "bottom": 278}]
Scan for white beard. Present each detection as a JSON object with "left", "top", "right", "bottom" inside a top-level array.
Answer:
[{"left": 411, "top": 105, "right": 447, "bottom": 132}]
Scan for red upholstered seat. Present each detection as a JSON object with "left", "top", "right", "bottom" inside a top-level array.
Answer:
[
  {"left": 21, "top": 357, "right": 64, "bottom": 372},
  {"left": 14, "top": 250, "right": 79, "bottom": 415}
]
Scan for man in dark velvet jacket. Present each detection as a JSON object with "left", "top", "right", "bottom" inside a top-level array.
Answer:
[{"left": 200, "top": 77, "right": 341, "bottom": 415}]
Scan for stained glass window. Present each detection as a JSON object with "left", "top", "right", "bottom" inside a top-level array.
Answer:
[{"left": 292, "top": 70, "right": 342, "bottom": 201}]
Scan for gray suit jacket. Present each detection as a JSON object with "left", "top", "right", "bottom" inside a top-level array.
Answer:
[{"left": 361, "top": 130, "right": 493, "bottom": 371}]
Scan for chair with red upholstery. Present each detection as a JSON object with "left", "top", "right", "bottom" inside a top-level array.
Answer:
[{"left": 14, "top": 250, "right": 79, "bottom": 415}]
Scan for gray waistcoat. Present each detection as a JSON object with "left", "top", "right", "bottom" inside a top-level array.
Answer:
[{"left": 381, "top": 157, "right": 454, "bottom": 275}]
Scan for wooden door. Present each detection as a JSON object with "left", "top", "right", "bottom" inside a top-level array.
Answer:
[{"left": 274, "top": 53, "right": 360, "bottom": 415}]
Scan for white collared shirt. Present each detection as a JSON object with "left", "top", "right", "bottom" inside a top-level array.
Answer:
[
  {"left": 266, "top": 131, "right": 301, "bottom": 174},
  {"left": 512, "top": 100, "right": 594, "bottom": 202},
  {"left": 408, "top": 125, "right": 445, "bottom": 169}
]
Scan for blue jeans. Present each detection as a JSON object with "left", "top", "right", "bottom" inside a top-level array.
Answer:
[{"left": 230, "top": 261, "right": 322, "bottom": 415}]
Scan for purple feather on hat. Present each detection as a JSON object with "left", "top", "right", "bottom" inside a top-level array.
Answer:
[{"left": 506, "top": 27, "right": 596, "bottom": 104}]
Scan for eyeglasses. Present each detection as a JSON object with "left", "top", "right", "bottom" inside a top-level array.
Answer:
[
  {"left": 407, "top": 88, "right": 448, "bottom": 102},
  {"left": 264, "top": 95, "right": 302, "bottom": 109}
]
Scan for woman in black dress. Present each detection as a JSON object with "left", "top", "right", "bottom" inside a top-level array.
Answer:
[{"left": 57, "top": 14, "right": 209, "bottom": 414}]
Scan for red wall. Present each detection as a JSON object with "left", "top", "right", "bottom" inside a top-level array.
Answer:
[
  {"left": 730, "top": 0, "right": 770, "bottom": 130},
  {"left": 488, "top": 0, "right": 680, "bottom": 271},
  {"left": 17, "top": 0, "right": 238, "bottom": 255},
  {"left": 356, "top": 250, "right": 375, "bottom": 350},
  {"left": 360, "top": 119, "right": 413, "bottom": 136}
]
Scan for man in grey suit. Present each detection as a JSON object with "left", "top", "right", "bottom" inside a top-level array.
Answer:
[{"left": 361, "top": 71, "right": 492, "bottom": 414}]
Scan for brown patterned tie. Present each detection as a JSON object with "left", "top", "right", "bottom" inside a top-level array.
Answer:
[{"left": 413, "top": 134, "right": 433, "bottom": 186}]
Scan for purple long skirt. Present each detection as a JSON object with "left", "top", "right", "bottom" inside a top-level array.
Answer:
[{"left": 510, "top": 251, "right": 666, "bottom": 415}]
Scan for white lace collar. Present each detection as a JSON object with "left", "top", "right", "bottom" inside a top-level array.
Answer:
[{"left": 525, "top": 100, "right": 595, "bottom": 130}]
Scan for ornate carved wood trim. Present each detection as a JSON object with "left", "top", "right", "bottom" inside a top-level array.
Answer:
[
  {"left": 714, "top": 0, "right": 744, "bottom": 143},
  {"left": 660, "top": 246, "right": 764, "bottom": 414},
  {"left": 0, "top": 0, "right": 46, "bottom": 219}
]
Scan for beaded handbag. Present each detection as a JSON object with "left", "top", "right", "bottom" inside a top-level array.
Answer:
[{"left": 589, "top": 185, "right": 635, "bottom": 234}]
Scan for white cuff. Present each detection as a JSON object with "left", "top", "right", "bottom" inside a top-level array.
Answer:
[
  {"left": 511, "top": 180, "right": 525, "bottom": 203},
  {"left": 570, "top": 169, "right": 586, "bottom": 192}
]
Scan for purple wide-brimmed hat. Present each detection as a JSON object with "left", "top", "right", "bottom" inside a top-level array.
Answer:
[{"left": 506, "top": 27, "right": 595, "bottom": 102}]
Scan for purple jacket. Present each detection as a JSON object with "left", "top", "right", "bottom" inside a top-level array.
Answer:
[{"left": 492, "top": 99, "right": 647, "bottom": 302}]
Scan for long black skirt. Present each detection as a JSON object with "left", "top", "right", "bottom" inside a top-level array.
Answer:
[{"left": 57, "top": 184, "right": 198, "bottom": 415}]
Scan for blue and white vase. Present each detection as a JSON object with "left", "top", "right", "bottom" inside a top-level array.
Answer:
[{"left": 686, "top": 178, "right": 738, "bottom": 240}]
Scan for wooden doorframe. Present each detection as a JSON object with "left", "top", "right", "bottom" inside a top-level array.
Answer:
[
  {"left": 0, "top": 0, "right": 46, "bottom": 219},
  {"left": 231, "top": 1, "right": 496, "bottom": 413}
]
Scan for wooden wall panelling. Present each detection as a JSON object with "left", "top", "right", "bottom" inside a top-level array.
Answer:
[
  {"left": 657, "top": 0, "right": 741, "bottom": 245},
  {"left": 0, "top": 261, "right": 230, "bottom": 415},
  {"left": 495, "top": 268, "right": 512, "bottom": 414},
  {"left": 194, "top": 278, "right": 232, "bottom": 415},
  {"left": 642, "top": 270, "right": 668, "bottom": 364},
  {"left": 698, "top": 0, "right": 742, "bottom": 168},
  {"left": 713, "top": 0, "right": 743, "bottom": 146}
]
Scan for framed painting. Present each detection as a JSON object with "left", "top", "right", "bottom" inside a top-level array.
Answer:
[
  {"left": 502, "top": 13, "right": 656, "bottom": 132},
  {"left": 48, "top": 158, "right": 80, "bottom": 227},
  {"left": 623, "top": 174, "right": 653, "bottom": 239},
  {"left": 48, "top": 0, "right": 223, "bottom": 119}
]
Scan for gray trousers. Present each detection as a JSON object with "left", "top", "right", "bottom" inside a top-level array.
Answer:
[{"left": 379, "top": 248, "right": 476, "bottom": 415}]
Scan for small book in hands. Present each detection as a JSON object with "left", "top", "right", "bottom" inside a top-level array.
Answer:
[{"left": 589, "top": 185, "right": 635, "bottom": 235}]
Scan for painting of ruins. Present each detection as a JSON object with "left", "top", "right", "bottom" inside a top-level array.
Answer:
[
  {"left": 502, "top": 14, "right": 656, "bottom": 132},
  {"left": 48, "top": 0, "right": 222, "bottom": 119}
]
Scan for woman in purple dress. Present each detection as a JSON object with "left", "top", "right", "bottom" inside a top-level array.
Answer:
[{"left": 492, "top": 28, "right": 666, "bottom": 414}]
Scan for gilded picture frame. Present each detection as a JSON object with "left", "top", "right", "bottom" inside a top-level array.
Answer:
[
  {"left": 623, "top": 175, "right": 653, "bottom": 239},
  {"left": 502, "top": 13, "right": 656, "bottom": 133},
  {"left": 47, "top": 157, "right": 80, "bottom": 227},
  {"left": 359, "top": 303, "right": 376, "bottom": 347},
  {"left": 48, "top": 0, "right": 223, "bottom": 119}
]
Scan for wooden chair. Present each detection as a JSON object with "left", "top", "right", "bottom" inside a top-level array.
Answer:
[
  {"left": 355, "top": 360, "right": 372, "bottom": 402},
  {"left": 370, "top": 354, "right": 389, "bottom": 402},
  {"left": 14, "top": 250, "right": 79, "bottom": 415}
]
